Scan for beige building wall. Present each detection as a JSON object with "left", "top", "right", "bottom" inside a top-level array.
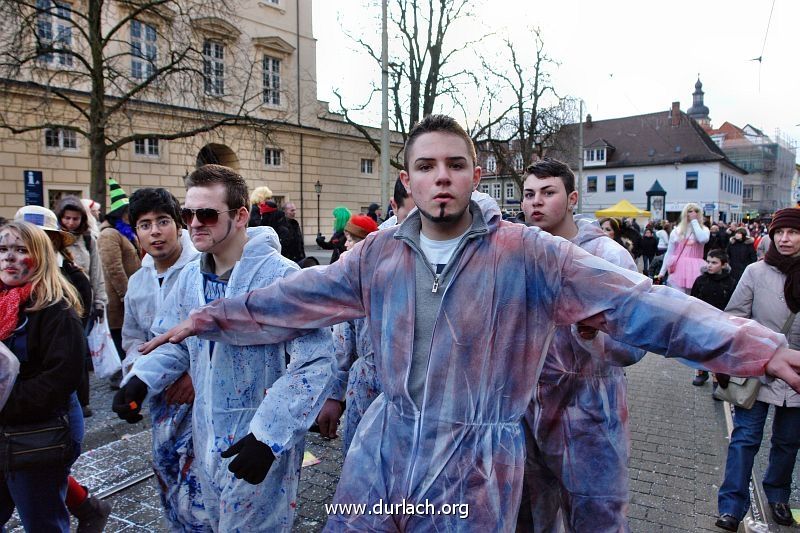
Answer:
[{"left": 0, "top": 0, "right": 402, "bottom": 238}]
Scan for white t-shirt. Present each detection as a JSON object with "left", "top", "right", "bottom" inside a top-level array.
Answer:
[{"left": 419, "top": 230, "right": 467, "bottom": 275}]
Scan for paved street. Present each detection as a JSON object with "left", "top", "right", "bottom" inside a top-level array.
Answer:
[{"left": 8, "top": 347, "right": 799, "bottom": 531}]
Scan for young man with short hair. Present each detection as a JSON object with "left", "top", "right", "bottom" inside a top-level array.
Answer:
[
  {"left": 516, "top": 159, "right": 644, "bottom": 532},
  {"left": 378, "top": 177, "right": 414, "bottom": 229},
  {"left": 141, "top": 116, "right": 800, "bottom": 531},
  {"left": 121, "top": 187, "right": 208, "bottom": 530},
  {"left": 690, "top": 249, "right": 737, "bottom": 388},
  {"left": 114, "top": 165, "right": 335, "bottom": 531}
]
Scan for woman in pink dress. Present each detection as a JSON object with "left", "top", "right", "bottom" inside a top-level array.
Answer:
[{"left": 657, "top": 203, "right": 710, "bottom": 293}]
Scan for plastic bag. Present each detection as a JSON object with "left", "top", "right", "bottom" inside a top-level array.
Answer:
[
  {"left": 0, "top": 342, "right": 20, "bottom": 411},
  {"left": 86, "top": 312, "right": 122, "bottom": 379}
]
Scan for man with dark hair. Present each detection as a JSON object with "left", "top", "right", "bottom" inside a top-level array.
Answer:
[
  {"left": 379, "top": 177, "right": 414, "bottom": 229},
  {"left": 141, "top": 117, "right": 800, "bottom": 531},
  {"left": 517, "top": 158, "right": 644, "bottom": 532},
  {"left": 114, "top": 165, "right": 335, "bottom": 530},
  {"left": 121, "top": 188, "right": 208, "bottom": 529},
  {"left": 690, "top": 248, "right": 738, "bottom": 387}
]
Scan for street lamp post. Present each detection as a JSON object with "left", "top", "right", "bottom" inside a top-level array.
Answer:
[{"left": 314, "top": 180, "right": 322, "bottom": 235}]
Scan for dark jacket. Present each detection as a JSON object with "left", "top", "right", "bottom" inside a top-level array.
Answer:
[
  {"left": 639, "top": 236, "right": 658, "bottom": 259},
  {"left": 283, "top": 218, "right": 306, "bottom": 263},
  {"left": 260, "top": 209, "right": 292, "bottom": 254},
  {"left": 704, "top": 230, "right": 728, "bottom": 256},
  {"left": 248, "top": 204, "right": 262, "bottom": 227},
  {"left": 0, "top": 301, "right": 85, "bottom": 424},
  {"left": 316, "top": 230, "right": 347, "bottom": 263},
  {"left": 726, "top": 237, "right": 757, "bottom": 281},
  {"left": 690, "top": 265, "right": 736, "bottom": 311}
]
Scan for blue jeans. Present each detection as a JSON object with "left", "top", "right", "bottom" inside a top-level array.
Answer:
[{"left": 718, "top": 400, "right": 800, "bottom": 520}]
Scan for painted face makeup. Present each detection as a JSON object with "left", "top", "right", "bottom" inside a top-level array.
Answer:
[{"left": 0, "top": 229, "right": 35, "bottom": 287}]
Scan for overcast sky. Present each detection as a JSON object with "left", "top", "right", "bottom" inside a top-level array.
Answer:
[{"left": 313, "top": 0, "right": 799, "bottom": 155}]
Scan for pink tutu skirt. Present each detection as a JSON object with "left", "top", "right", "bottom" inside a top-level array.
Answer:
[{"left": 667, "top": 241, "right": 706, "bottom": 289}]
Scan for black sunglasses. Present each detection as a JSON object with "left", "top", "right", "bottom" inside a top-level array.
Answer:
[{"left": 180, "top": 207, "right": 237, "bottom": 226}]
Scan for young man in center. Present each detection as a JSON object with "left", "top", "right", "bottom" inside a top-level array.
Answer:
[
  {"left": 516, "top": 159, "right": 644, "bottom": 532},
  {"left": 135, "top": 116, "right": 800, "bottom": 532},
  {"left": 114, "top": 165, "right": 335, "bottom": 531}
]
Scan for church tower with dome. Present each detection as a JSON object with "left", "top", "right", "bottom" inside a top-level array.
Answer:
[{"left": 687, "top": 77, "right": 711, "bottom": 127}]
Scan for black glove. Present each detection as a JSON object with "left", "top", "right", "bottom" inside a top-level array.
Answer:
[
  {"left": 90, "top": 304, "right": 105, "bottom": 323},
  {"left": 220, "top": 433, "right": 275, "bottom": 485},
  {"left": 716, "top": 373, "right": 730, "bottom": 389},
  {"left": 112, "top": 376, "right": 148, "bottom": 423},
  {"left": 315, "top": 234, "right": 325, "bottom": 246}
]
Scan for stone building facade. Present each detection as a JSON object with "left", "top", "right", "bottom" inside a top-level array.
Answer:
[{"left": 0, "top": 0, "right": 400, "bottom": 237}]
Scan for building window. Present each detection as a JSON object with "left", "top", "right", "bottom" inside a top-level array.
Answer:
[
  {"left": 360, "top": 158, "right": 374, "bottom": 174},
  {"left": 595, "top": 149, "right": 605, "bottom": 161},
  {"left": 134, "top": 138, "right": 159, "bottom": 156},
  {"left": 685, "top": 171, "right": 698, "bottom": 190},
  {"left": 203, "top": 40, "right": 225, "bottom": 96},
  {"left": 492, "top": 182, "right": 501, "bottom": 199},
  {"left": 584, "top": 149, "right": 594, "bottom": 162},
  {"left": 131, "top": 20, "right": 157, "bottom": 79},
  {"left": 587, "top": 176, "right": 597, "bottom": 193},
  {"left": 44, "top": 128, "right": 77, "bottom": 150},
  {"left": 486, "top": 155, "right": 496, "bottom": 173},
  {"left": 479, "top": 183, "right": 489, "bottom": 194},
  {"left": 262, "top": 56, "right": 281, "bottom": 105},
  {"left": 605, "top": 175, "right": 616, "bottom": 192},
  {"left": 36, "top": 0, "right": 73, "bottom": 66},
  {"left": 623, "top": 174, "right": 634, "bottom": 192},
  {"left": 514, "top": 153, "right": 524, "bottom": 171},
  {"left": 505, "top": 182, "right": 515, "bottom": 199},
  {"left": 264, "top": 148, "right": 282, "bottom": 167},
  {"left": 743, "top": 186, "right": 753, "bottom": 200}
]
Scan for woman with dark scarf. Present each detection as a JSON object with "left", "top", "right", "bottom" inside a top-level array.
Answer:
[
  {"left": 715, "top": 208, "right": 800, "bottom": 531},
  {"left": 98, "top": 178, "right": 141, "bottom": 389}
]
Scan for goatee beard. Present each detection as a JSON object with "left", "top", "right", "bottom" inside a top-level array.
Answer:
[{"left": 418, "top": 203, "right": 468, "bottom": 225}]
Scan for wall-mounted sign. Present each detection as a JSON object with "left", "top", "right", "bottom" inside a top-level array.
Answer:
[{"left": 23, "top": 170, "right": 44, "bottom": 207}]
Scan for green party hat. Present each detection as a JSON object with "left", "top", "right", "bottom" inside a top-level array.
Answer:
[{"left": 107, "top": 176, "right": 129, "bottom": 216}]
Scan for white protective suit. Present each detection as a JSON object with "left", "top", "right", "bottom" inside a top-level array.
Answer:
[
  {"left": 129, "top": 226, "right": 336, "bottom": 532},
  {"left": 121, "top": 230, "right": 208, "bottom": 531}
]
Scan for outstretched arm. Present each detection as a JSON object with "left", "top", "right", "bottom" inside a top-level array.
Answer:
[
  {"left": 141, "top": 237, "right": 369, "bottom": 354},
  {"left": 526, "top": 230, "right": 798, "bottom": 389}
]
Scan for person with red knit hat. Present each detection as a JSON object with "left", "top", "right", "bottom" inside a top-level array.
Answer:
[
  {"left": 343, "top": 214, "right": 379, "bottom": 250},
  {"left": 316, "top": 212, "right": 381, "bottom": 454}
]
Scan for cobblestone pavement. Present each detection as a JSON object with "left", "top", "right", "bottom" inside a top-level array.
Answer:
[
  {"left": 8, "top": 347, "right": 799, "bottom": 531},
  {"left": 625, "top": 354, "right": 733, "bottom": 532}
]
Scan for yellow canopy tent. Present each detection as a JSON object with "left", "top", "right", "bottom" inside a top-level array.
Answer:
[{"left": 594, "top": 199, "right": 651, "bottom": 218}]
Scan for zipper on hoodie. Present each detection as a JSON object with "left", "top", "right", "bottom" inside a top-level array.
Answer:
[{"left": 396, "top": 224, "right": 486, "bottom": 498}]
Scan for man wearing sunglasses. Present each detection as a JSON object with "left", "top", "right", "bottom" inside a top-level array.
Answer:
[
  {"left": 120, "top": 187, "right": 206, "bottom": 530},
  {"left": 114, "top": 165, "right": 335, "bottom": 531},
  {"left": 139, "top": 116, "right": 800, "bottom": 532}
]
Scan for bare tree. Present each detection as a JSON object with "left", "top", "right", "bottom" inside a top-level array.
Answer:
[
  {"left": 333, "top": 0, "right": 482, "bottom": 168},
  {"left": 474, "top": 28, "right": 577, "bottom": 191},
  {"left": 0, "top": 0, "right": 271, "bottom": 210}
]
